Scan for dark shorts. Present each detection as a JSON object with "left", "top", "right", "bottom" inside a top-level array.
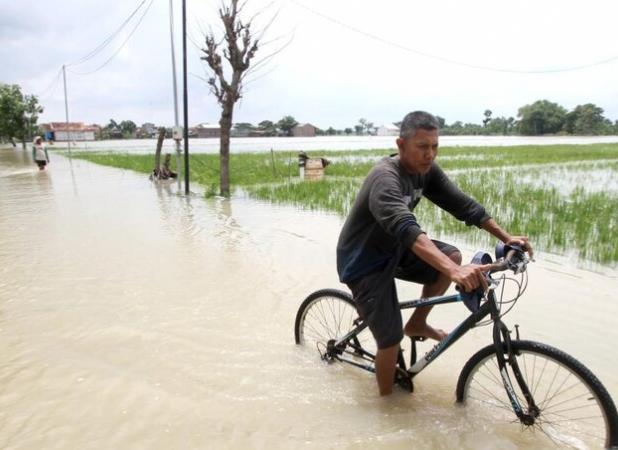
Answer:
[
  {"left": 347, "top": 240, "right": 459, "bottom": 349},
  {"left": 35, "top": 160, "right": 47, "bottom": 169}
]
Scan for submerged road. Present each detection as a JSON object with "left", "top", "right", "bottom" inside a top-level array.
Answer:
[{"left": 1, "top": 147, "right": 617, "bottom": 449}]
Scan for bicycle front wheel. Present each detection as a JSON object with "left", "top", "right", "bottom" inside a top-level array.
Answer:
[
  {"left": 294, "top": 289, "right": 376, "bottom": 360},
  {"left": 456, "top": 340, "right": 618, "bottom": 449}
]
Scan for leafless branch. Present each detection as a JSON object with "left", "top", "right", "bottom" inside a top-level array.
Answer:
[
  {"left": 242, "top": 64, "right": 278, "bottom": 89},
  {"left": 254, "top": 6, "right": 281, "bottom": 42},
  {"left": 246, "top": 1, "right": 276, "bottom": 28},
  {"left": 243, "top": 30, "right": 293, "bottom": 79}
]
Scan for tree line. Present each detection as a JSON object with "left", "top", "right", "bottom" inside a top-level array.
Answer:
[
  {"left": 216, "top": 101, "right": 618, "bottom": 138},
  {"left": 439, "top": 101, "right": 618, "bottom": 136},
  {"left": 2, "top": 82, "right": 618, "bottom": 145}
]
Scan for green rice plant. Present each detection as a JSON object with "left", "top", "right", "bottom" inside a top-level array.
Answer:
[
  {"left": 413, "top": 169, "right": 617, "bottom": 264},
  {"left": 247, "top": 178, "right": 362, "bottom": 216}
]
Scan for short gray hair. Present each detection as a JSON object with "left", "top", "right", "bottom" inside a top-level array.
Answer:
[{"left": 399, "top": 111, "right": 440, "bottom": 139}]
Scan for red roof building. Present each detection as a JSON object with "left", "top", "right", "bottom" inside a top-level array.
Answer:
[{"left": 41, "top": 122, "right": 99, "bottom": 141}]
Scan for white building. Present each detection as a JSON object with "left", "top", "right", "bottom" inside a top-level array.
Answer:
[
  {"left": 193, "top": 123, "right": 221, "bottom": 138},
  {"left": 376, "top": 124, "right": 400, "bottom": 136}
]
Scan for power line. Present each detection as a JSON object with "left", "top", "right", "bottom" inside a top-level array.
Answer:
[
  {"left": 68, "top": 0, "right": 155, "bottom": 75},
  {"left": 34, "top": 0, "right": 152, "bottom": 101},
  {"left": 291, "top": 0, "right": 618, "bottom": 74},
  {"left": 66, "top": 0, "right": 150, "bottom": 68},
  {"left": 36, "top": 67, "right": 63, "bottom": 100}
]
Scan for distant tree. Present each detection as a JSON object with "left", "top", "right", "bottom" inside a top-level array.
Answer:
[
  {"left": 354, "top": 124, "right": 364, "bottom": 135},
  {"left": 464, "top": 122, "right": 484, "bottom": 135},
  {"left": 344, "top": 127, "right": 353, "bottom": 135},
  {"left": 277, "top": 115, "right": 298, "bottom": 136},
  {"left": 507, "top": 117, "right": 516, "bottom": 133},
  {"left": 450, "top": 121, "right": 463, "bottom": 128},
  {"left": 232, "top": 122, "right": 254, "bottom": 137},
  {"left": 103, "top": 119, "right": 122, "bottom": 139},
  {"left": 22, "top": 94, "right": 43, "bottom": 142},
  {"left": 517, "top": 100, "right": 567, "bottom": 135},
  {"left": 358, "top": 118, "right": 368, "bottom": 135},
  {"left": 326, "top": 126, "right": 336, "bottom": 136},
  {"left": 486, "top": 116, "right": 515, "bottom": 135},
  {"left": 119, "top": 120, "right": 137, "bottom": 136},
  {"left": 483, "top": 109, "right": 492, "bottom": 127},
  {"left": 234, "top": 122, "right": 253, "bottom": 130},
  {"left": 0, "top": 83, "right": 43, "bottom": 147},
  {"left": 564, "top": 103, "right": 607, "bottom": 135},
  {"left": 258, "top": 120, "right": 277, "bottom": 136},
  {"left": 435, "top": 116, "right": 446, "bottom": 129},
  {"left": 357, "top": 118, "right": 376, "bottom": 135}
]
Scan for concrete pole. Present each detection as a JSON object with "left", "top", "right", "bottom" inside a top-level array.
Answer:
[
  {"left": 62, "top": 65, "right": 72, "bottom": 159},
  {"left": 182, "top": 0, "right": 190, "bottom": 194},
  {"left": 169, "top": 0, "right": 182, "bottom": 190}
]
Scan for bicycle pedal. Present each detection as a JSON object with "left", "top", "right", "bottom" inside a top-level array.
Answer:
[{"left": 394, "top": 371, "right": 414, "bottom": 393}]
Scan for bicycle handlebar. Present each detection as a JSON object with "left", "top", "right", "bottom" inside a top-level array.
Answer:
[
  {"left": 488, "top": 248, "right": 529, "bottom": 275},
  {"left": 455, "top": 247, "right": 529, "bottom": 297}
]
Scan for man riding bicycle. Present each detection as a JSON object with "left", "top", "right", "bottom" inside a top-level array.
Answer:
[{"left": 336, "top": 111, "right": 533, "bottom": 396}]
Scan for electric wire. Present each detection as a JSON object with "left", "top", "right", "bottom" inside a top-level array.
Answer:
[
  {"left": 66, "top": 0, "right": 149, "bottom": 67},
  {"left": 68, "top": 0, "right": 155, "bottom": 75},
  {"left": 36, "top": 67, "right": 63, "bottom": 100},
  {"left": 290, "top": 0, "right": 618, "bottom": 74},
  {"left": 34, "top": 0, "right": 152, "bottom": 102}
]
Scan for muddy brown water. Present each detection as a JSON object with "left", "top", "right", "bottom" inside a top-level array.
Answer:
[{"left": 1, "top": 148, "right": 617, "bottom": 449}]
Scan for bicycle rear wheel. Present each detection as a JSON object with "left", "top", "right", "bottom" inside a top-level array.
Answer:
[
  {"left": 294, "top": 289, "right": 376, "bottom": 361},
  {"left": 456, "top": 340, "right": 618, "bottom": 449}
]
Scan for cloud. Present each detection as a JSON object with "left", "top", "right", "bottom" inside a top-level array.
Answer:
[{"left": 2, "top": 0, "right": 617, "bottom": 128}]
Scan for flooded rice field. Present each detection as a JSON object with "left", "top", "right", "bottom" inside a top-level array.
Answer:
[
  {"left": 1, "top": 147, "right": 617, "bottom": 449},
  {"left": 64, "top": 135, "right": 618, "bottom": 154}
]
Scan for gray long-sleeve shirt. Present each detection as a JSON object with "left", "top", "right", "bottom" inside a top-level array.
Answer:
[{"left": 336, "top": 156, "right": 490, "bottom": 283}]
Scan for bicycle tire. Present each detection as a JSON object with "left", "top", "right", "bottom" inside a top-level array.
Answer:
[
  {"left": 456, "top": 340, "right": 618, "bottom": 449},
  {"left": 294, "top": 289, "right": 376, "bottom": 359}
]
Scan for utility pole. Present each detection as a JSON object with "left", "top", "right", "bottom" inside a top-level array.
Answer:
[
  {"left": 168, "top": 0, "right": 182, "bottom": 190},
  {"left": 182, "top": 0, "right": 190, "bottom": 194},
  {"left": 62, "top": 65, "right": 73, "bottom": 160}
]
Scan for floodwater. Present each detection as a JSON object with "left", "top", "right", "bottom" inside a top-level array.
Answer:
[
  {"left": 1, "top": 147, "right": 617, "bottom": 449},
  {"left": 65, "top": 135, "right": 618, "bottom": 154}
]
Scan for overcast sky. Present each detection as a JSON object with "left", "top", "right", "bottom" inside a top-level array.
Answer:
[{"left": 2, "top": 0, "right": 617, "bottom": 129}]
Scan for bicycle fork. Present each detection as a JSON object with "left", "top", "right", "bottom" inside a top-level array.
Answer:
[{"left": 493, "top": 320, "right": 540, "bottom": 425}]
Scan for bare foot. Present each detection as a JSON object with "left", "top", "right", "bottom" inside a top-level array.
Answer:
[{"left": 404, "top": 323, "right": 448, "bottom": 342}]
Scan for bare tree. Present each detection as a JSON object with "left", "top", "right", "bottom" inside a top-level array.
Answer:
[{"left": 201, "top": 0, "right": 261, "bottom": 197}]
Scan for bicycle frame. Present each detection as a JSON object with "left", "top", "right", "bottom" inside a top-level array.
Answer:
[{"left": 328, "top": 287, "right": 539, "bottom": 424}]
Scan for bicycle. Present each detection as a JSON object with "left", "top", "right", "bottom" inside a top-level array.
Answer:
[{"left": 294, "top": 244, "right": 618, "bottom": 449}]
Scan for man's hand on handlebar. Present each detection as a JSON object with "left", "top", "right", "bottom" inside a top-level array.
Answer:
[
  {"left": 449, "top": 264, "right": 491, "bottom": 293},
  {"left": 505, "top": 235, "right": 534, "bottom": 260}
]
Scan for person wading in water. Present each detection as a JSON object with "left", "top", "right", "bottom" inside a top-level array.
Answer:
[
  {"left": 336, "top": 111, "right": 533, "bottom": 395},
  {"left": 32, "top": 136, "right": 50, "bottom": 170}
]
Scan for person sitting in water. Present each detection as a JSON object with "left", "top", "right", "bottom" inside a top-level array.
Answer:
[
  {"left": 336, "top": 111, "right": 533, "bottom": 396},
  {"left": 32, "top": 136, "right": 50, "bottom": 170},
  {"left": 159, "top": 154, "right": 178, "bottom": 179}
]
